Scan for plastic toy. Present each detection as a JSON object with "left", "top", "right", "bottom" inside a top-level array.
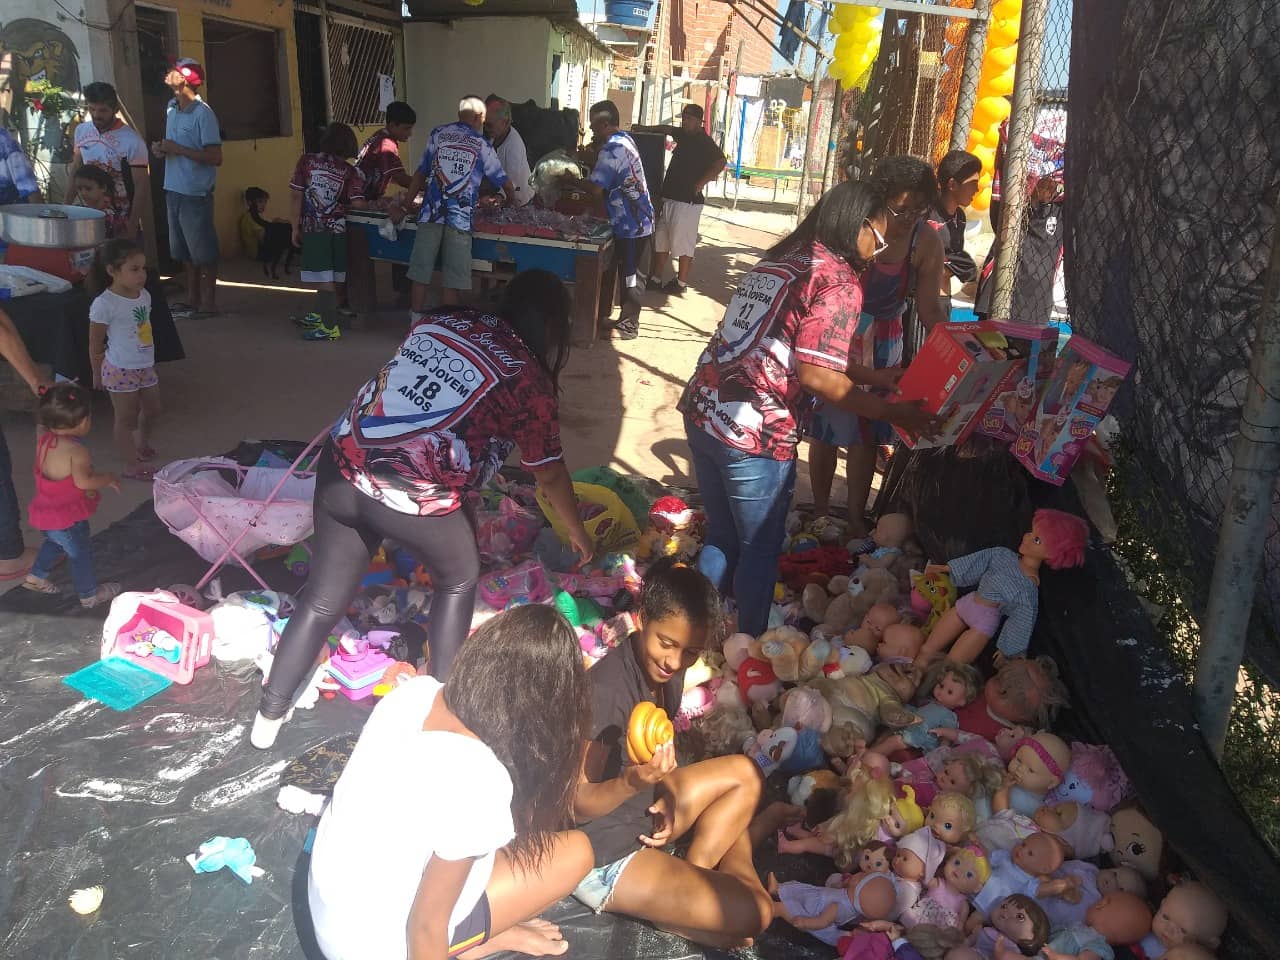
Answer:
[
  {"left": 974, "top": 894, "right": 1051, "bottom": 959},
  {"left": 1140, "top": 882, "right": 1228, "bottom": 958},
  {"left": 326, "top": 643, "right": 394, "bottom": 701},
  {"left": 284, "top": 542, "right": 311, "bottom": 578},
  {"left": 625, "top": 702, "right": 673, "bottom": 764},
  {"left": 68, "top": 886, "right": 104, "bottom": 915},
  {"left": 1041, "top": 891, "right": 1153, "bottom": 959},
  {"left": 994, "top": 732, "right": 1073, "bottom": 816},
  {"left": 103, "top": 596, "right": 214, "bottom": 685},
  {"left": 920, "top": 509, "right": 1089, "bottom": 663}
]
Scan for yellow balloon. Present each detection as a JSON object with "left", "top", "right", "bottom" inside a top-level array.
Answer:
[
  {"left": 981, "top": 68, "right": 1016, "bottom": 98},
  {"left": 851, "top": 21, "right": 879, "bottom": 44},
  {"left": 834, "top": 5, "right": 860, "bottom": 31},
  {"left": 992, "top": 0, "right": 1022, "bottom": 19},
  {"left": 970, "top": 190, "right": 991, "bottom": 212},
  {"left": 972, "top": 96, "right": 1010, "bottom": 132},
  {"left": 980, "top": 125, "right": 1002, "bottom": 149},
  {"left": 971, "top": 143, "right": 996, "bottom": 174},
  {"left": 989, "top": 16, "right": 1020, "bottom": 46}
]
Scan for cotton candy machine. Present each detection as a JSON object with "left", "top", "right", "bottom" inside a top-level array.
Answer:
[{"left": 0, "top": 203, "right": 106, "bottom": 282}]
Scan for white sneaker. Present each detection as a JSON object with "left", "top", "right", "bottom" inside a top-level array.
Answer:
[{"left": 250, "top": 712, "right": 286, "bottom": 750}]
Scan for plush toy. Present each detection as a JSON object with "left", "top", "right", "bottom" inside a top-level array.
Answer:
[
  {"left": 743, "top": 727, "right": 800, "bottom": 777},
  {"left": 844, "top": 567, "right": 903, "bottom": 628},
  {"left": 788, "top": 768, "right": 843, "bottom": 807},
  {"left": 779, "top": 545, "right": 856, "bottom": 591},
  {"left": 810, "top": 661, "right": 923, "bottom": 750},
  {"left": 723, "top": 632, "right": 755, "bottom": 669},
  {"left": 1103, "top": 804, "right": 1166, "bottom": 882},
  {"left": 636, "top": 528, "right": 699, "bottom": 562},
  {"left": 759, "top": 625, "right": 814, "bottom": 683},
  {"left": 803, "top": 635, "right": 872, "bottom": 679},
  {"left": 910, "top": 569, "right": 957, "bottom": 634},
  {"left": 738, "top": 657, "right": 781, "bottom": 706},
  {"left": 1044, "top": 741, "right": 1134, "bottom": 812},
  {"left": 648, "top": 495, "right": 699, "bottom": 533},
  {"left": 778, "top": 727, "right": 826, "bottom": 776},
  {"left": 779, "top": 685, "right": 835, "bottom": 732}
]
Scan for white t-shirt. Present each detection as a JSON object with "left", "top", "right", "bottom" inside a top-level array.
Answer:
[
  {"left": 309, "top": 677, "right": 515, "bottom": 960},
  {"left": 90, "top": 288, "right": 155, "bottom": 370},
  {"left": 494, "top": 126, "right": 533, "bottom": 207},
  {"left": 74, "top": 119, "right": 148, "bottom": 212}
]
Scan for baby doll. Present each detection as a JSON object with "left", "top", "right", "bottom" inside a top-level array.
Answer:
[
  {"left": 818, "top": 661, "right": 923, "bottom": 756},
  {"left": 1041, "top": 890, "right": 1153, "bottom": 960},
  {"left": 926, "top": 792, "right": 978, "bottom": 846},
  {"left": 894, "top": 734, "right": 1008, "bottom": 809},
  {"left": 847, "top": 602, "right": 903, "bottom": 656},
  {"left": 1034, "top": 801, "right": 1112, "bottom": 858},
  {"left": 973, "top": 894, "right": 1050, "bottom": 959},
  {"left": 892, "top": 826, "right": 948, "bottom": 917},
  {"left": 878, "top": 623, "right": 927, "bottom": 665},
  {"left": 766, "top": 869, "right": 899, "bottom": 946},
  {"left": 901, "top": 842, "right": 989, "bottom": 930},
  {"left": 850, "top": 513, "right": 914, "bottom": 570},
  {"left": 1138, "top": 881, "right": 1228, "bottom": 959},
  {"left": 971, "top": 833, "right": 1078, "bottom": 920},
  {"left": 993, "top": 732, "right": 1072, "bottom": 816},
  {"left": 868, "top": 660, "right": 982, "bottom": 757},
  {"left": 1096, "top": 866, "right": 1147, "bottom": 899},
  {"left": 1044, "top": 741, "right": 1134, "bottom": 812},
  {"left": 917, "top": 510, "right": 1089, "bottom": 665},
  {"left": 1162, "top": 947, "right": 1218, "bottom": 960}
]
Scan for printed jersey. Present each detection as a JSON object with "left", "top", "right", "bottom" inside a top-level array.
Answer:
[
  {"left": 355, "top": 129, "right": 405, "bottom": 201},
  {"left": 290, "top": 153, "right": 363, "bottom": 234},
  {"left": 330, "top": 309, "right": 562, "bottom": 516},
  {"left": 679, "top": 241, "right": 864, "bottom": 460},
  {"left": 73, "top": 120, "right": 148, "bottom": 221},
  {"left": 588, "top": 131, "right": 654, "bottom": 238},
  {"left": 416, "top": 121, "right": 508, "bottom": 232}
]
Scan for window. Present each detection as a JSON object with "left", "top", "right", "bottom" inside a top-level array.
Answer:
[
  {"left": 202, "top": 18, "right": 286, "bottom": 140},
  {"left": 325, "top": 15, "right": 396, "bottom": 126}
]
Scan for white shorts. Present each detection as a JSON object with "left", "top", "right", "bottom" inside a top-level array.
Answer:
[{"left": 653, "top": 199, "right": 702, "bottom": 259}]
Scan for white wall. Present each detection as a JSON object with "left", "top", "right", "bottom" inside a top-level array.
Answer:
[{"left": 402, "top": 17, "right": 554, "bottom": 163}]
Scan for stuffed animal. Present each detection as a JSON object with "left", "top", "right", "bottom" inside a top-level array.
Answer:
[
  {"left": 801, "top": 635, "right": 872, "bottom": 679},
  {"left": 910, "top": 569, "right": 957, "bottom": 634},
  {"left": 788, "top": 768, "right": 843, "bottom": 806},
  {"left": 760, "top": 625, "right": 815, "bottom": 683},
  {"left": 844, "top": 567, "right": 902, "bottom": 627},
  {"left": 743, "top": 727, "right": 799, "bottom": 777},
  {"left": 1044, "top": 741, "right": 1134, "bottom": 812},
  {"left": 779, "top": 685, "right": 834, "bottom": 733},
  {"left": 636, "top": 528, "right": 699, "bottom": 562},
  {"left": 808, "top": 661, "right": 922, "bottom": 748}
]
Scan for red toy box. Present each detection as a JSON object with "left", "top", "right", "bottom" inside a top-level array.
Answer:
[
  {"left": 1013, "top": 335, "right": 1131, "bottom": 485},
  {"left": 892, "top": 322, "right": 1021, "bottom": 449},
  {"left": 973, "top": 320, "right": 1061, "bottom": 442},
  {"left": 104, "top": 598, "right": 214, "bottom": 684}
]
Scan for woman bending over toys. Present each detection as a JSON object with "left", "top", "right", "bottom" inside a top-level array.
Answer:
[
  {"left": 571, "top": 559, "right": 773, "bottom": 948},
  {"left": 307, "top": 606, "right": 594, "bottom": 960},
  {"left": 916, "top": 510, "right": 1088, "bottom": 666}
]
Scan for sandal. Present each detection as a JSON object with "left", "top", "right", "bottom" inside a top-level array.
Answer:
[
  {"left": 22, "top": 575, "right": 59, "bottom": 595},
  {"left": 81, "top": 582, "right": 122, "bottom": 609},
  {"left": 123, "top": 464, "right": 157, "bottom": 481}
]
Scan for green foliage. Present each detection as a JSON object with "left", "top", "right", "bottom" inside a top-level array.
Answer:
[
  {"left": 1109, "top": 439, "right": 1280, "bottom": 854},
  {"left": 25, "top": 79, "right": 78, "bottom": 119}
]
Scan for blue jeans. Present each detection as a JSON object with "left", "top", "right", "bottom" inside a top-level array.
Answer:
[
  {"left": 685, "top": 420, "right": 796, "bottom": 637},
  {"left": 31, "top": 520, "right": 97, "bottom": 598},
  {"left": 0, "top": 426, "right": 23, "bottom": 560}
]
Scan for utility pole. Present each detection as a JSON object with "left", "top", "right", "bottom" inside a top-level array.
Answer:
[
  {"left": 1195, "top": 221, "right": 1280, "bottom": 758},
  {"left": 950, "top": 0, "right": 993, "bottom": 150},
  {"left": 989, "top": 0, "right": 1049, "bottom": 320},
  {"left": 796, "top": 50, "right": 828, "bottom": 220},
  {"left": 821, "top": 79, "right": 843, "bottom": 195}
]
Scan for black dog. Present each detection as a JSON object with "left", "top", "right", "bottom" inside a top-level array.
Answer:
[{"left": 254, "top": 213, "right": 298, "bottom": 279}]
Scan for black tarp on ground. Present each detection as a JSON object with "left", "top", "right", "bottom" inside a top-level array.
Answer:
[
  {"left": 880, "top": 444, "right": 1280, "bottom": 958},
  {"left": 0, "top": 443, "right": 829, "bottom": 960}
]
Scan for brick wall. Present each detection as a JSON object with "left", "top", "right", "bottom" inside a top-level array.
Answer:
[{"left": 667, "top": 0, "right": 778, "bottom": 81}]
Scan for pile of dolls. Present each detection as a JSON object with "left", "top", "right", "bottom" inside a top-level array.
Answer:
[{"left": 675, "top": 509, "right": 1231, "bottom": 960}]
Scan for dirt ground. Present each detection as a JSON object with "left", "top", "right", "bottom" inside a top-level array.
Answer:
[{"left": 0, "top": 198, "right": 852, "bottom": 590}]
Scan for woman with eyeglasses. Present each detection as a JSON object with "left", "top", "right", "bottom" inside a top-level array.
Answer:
[
  {"left": 678, "top": 180, "right": 940, "bottom": 637},
  {"left": 807, "top": 155, "right": 950, "bottom": 536}
]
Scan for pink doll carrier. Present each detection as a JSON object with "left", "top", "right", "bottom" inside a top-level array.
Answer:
[
  {"left": 153, "top": 429, "right": 327, "bottom": 592},
  {"left": 100, "top": 590, "right": 215, "bottom": 684}
]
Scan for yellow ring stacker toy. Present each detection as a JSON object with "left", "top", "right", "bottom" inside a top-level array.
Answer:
[{"left": 625, "top": 702, "right": 674, "bottom": 764}]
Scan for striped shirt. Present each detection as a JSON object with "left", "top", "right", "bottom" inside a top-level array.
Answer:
[{"left": 949, "top": 547, "right": 1039, "bottom": 656}]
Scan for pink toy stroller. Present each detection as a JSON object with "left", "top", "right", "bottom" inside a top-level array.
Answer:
[{"left": 153, "top": 429, "right": 328, "bottom": 596}]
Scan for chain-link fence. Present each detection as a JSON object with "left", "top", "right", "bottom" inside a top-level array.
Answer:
[{"left": 1065, "top": 0, "right": 1280, "bottom": 689}]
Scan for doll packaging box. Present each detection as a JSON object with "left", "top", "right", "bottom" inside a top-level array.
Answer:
[
  {"left": 1013, "top": 336, "right": 1131, "bottom": 485},
  {"left": 974, "top": 321, "right": 1061, "bottom": 443},
  {"left": 892, "top": 322, "right": 1021, "bottom": 449}
]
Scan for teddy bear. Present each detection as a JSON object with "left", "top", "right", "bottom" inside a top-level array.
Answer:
[
  {"left": 723, "top": 632, "right": 783, "bottom": 707},
  {"left": 800, "top": 634, "right": 872, "bottom": 679},
  {"left": 778, "top": 685, "right": 834, "bottom": 733},
  {"left": 759, "top": 625, "right": 814, "bottom": 683},
  {"left": 636, "top": 528, "right": 700, "bottom": 562},
  {"left": 840, "top": 567, "right": 902, "bottom": 630},
  {"left": 808, "top": 660, "right": 922, "bottom": 750}
]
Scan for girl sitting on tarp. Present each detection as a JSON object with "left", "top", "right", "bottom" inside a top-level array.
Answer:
[
  {"left": 570, "top": 558, "right": 774, "bottom": 948},
  {"left": 307, "top": 605, "right": 593, "bottom": 960}
]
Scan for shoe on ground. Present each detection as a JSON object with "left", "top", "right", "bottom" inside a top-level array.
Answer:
[
  {"left": 302, "top": 322, "right": 341, "bottom": 342},
  {"left": 291, "top": 311, "right": 323, "bottom": 329},
  {"left": 81, "top": 582, "right": 121, "bottom": 609},
  {"left": 611, "top": 316, "right": 639, "bottom": 341},
  {"left": 646, "top": 276, "right": 666, "bottom": 292},
  {"left": 251, "top": 711, "right": 285, "bottom": 750},
  {"left": 22, "top": 574, "right": 59, "bottom": 594},
  {"left": 662, "top": 279, "right": 686, "bottom": 295}
]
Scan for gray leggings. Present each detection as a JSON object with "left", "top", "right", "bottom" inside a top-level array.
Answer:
[{"left": 259, "top": 448, "right": 478, "bottom": 719}]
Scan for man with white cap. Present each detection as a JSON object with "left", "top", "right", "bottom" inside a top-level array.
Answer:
[{"left": 152, "top": 58, "right": 222, "bottom": 317}]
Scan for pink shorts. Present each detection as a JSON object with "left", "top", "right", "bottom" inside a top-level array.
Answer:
[
  {"left": 101, "top": 360, "right": 158, "bottom": 394},
  {"left": 955, "top": 591, "right": 1003, "bottom": 637}
]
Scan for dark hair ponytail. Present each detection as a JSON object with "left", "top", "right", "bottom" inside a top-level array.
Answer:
[
  {"left": 90, "top": 238, "right": 145, "bottom": 295},
  {"left": 499, "top": 269, "right": 572, "bottom": 394},
  {"left": 766, "top": 179, "right": 888, "bottom": 271},
  {"left": 639, "top": 557, "right": 725, "bottom": 649},
  {"left": 37, "top": 383, "right": 92, "bottom": 431}
]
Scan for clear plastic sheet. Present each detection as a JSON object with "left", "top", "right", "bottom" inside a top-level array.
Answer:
[{"left": 0, "top": 444, "right": 827, "bottom": 960}]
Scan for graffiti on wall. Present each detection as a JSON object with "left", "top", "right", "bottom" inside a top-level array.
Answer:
[{"left": 0, "top": 18, "right": 82, "bottom": 161}]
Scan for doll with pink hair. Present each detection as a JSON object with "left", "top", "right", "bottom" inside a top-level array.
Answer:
[
  {"left": 916, "top": 509, "right": 1089, "bottom": 665},
  {"left": 1044, "top": 741, "right": 1134, "bottom": 812}
]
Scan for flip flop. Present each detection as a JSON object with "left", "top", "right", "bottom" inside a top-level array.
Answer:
[{"left": 22, "top": 575, "right": 59, "bottom": 594}]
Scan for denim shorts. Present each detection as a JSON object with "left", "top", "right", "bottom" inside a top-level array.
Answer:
[
  {"left": 166, "top": 191, "right": 219, "bottom": 265},
  {"left": 571, "top": 850, "right": 638, "bottom": 913}
]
